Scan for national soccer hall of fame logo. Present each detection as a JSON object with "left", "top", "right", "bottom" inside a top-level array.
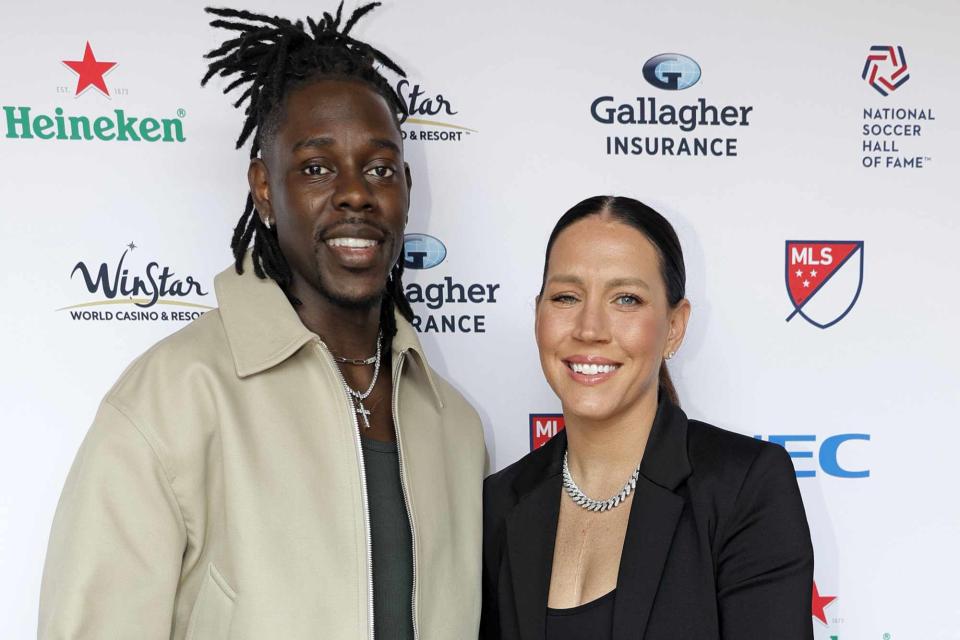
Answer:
[{"left": 785, "top": 241, "right": 864, "bottom": 329}]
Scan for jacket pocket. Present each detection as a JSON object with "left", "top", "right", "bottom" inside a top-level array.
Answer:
[{"left": 185, "top": 562, "right": 237, "bottom": 640}]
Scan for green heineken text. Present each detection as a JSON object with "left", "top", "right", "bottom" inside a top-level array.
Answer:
[{"left": 3, "top": 106, "right": 185, "bottom": 142}]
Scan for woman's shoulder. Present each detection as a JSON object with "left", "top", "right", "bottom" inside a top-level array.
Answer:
[
  {"left": 685, "top": 418, "right": 797, "bottom": 495},
  {"left": 687, "top": 418, "right": 764, "bottom": 462}
]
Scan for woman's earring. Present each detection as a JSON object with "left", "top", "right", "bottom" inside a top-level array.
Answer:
[
  {"left": 666, "top": 350, "right": 677, "bottom": 360},
  {"left": 264, "top": 218, "right": 272, "bottom": 230}
]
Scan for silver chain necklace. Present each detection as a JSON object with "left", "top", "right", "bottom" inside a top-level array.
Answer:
[
  {"left": 562, "top": 450, "right": 642, "bottom": 512},
  {"left": 334, "top": 331, "right": 382, "bottom": 430},
  {"left": 334, "top": 353, "right": 377, "bottom": 365}
]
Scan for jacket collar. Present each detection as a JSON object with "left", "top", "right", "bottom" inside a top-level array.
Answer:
[
  {"left": 214, "top": 252, "right": 442, "bottom": 406},
  {"left": 505, "top": 399, "right": 692, "bottom": 640}
]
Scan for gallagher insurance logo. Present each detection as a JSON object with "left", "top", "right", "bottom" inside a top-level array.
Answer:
[
  {"left": 58, "top": 243, "right": 213, "bottom": 323},
  {"left": 402, "top": 233, "right": 500, "bottom": 334},
  {"left": 397, "top": 79, "right": 477, "bottom": 143},
  {"left": 3, "top": 41, "right": 186, "bottom": 143},
  {"left": 785, "top": 241, "right": 864, "bottom": 330},
  {"left": 591, "top": 52, "right": 754, "bottom": 158}
]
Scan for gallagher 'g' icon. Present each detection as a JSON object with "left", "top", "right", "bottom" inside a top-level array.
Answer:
[
  {"left": 403, "top": 233, "right": 446, "bottom": 269},
  {"left": 785, "top": 241, "right": 864, "bottom": 329},
  {"left": 862, "top": 45, "right": 910, "bottom": 96},
  {"left": 642, "top": 53, "right": 701, "bottom": 91}
]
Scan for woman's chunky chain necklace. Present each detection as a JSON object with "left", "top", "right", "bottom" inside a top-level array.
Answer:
[
  {"left": 333, "top": 331, "right": 382, "bottom": 430},
  {"left": 562, "top": 450, "right": 642, "bottom": 512}
]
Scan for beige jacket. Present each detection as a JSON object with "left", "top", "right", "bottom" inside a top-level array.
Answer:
[{"left": 39, "top": 256, "right": 486, "bottom": 640}]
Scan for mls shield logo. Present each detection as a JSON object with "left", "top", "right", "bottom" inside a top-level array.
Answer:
[
  {"left": 530, "top": 414, "right": 565, "bottom": 450},
  {"left": 785, "top": 241, "right": 864, "bottom": 329}
]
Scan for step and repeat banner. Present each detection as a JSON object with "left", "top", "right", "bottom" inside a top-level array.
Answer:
[{"left": 1, "top": 0, "right": 958, "bottom": 637}]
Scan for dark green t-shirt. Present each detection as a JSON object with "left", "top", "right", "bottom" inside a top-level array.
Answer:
[{"left": 361, "top": 436, "right": 414, "bottom": 640}]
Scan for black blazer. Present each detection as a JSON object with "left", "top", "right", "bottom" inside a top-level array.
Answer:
[{"left": 481, "top": 401, "right": 814, "bottom": 640}]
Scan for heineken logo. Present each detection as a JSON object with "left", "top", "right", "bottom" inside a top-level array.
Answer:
[
  {"left": 3, "top": 41, "right": 187, "bottom": 143},
  {"left": 4, "top": 106, "right": 185, "bottom": 142}
]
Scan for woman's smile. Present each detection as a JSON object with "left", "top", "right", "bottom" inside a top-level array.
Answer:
[{"left": 563, "top": 356, "right": 623, "bottom": 385}]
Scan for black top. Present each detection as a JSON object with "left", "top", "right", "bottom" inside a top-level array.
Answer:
[
  {"left": 361, "top": 436, "right": 414, "bottom": 640},
  {"left": 480, "top": 400, "right": 814, "bottom": 640},
  {"left": 546, "top": 590, "right": 615, "bottom": 640}
]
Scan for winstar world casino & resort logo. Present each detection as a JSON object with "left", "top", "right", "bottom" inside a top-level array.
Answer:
[
  {"left": 4, "top": 41, "right": 186, "bottom": 143},
  {"left": 59, "top": 243, "right": 213, "bottom": 323},
  {"left": 397, "top": 79, "right": 476, "bottom": 143},
  {"left": 591, "top": 53, "right": 754, "bottom": 158}
]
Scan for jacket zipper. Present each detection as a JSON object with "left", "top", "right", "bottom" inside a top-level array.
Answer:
[
  {"left": 314, "top": 339, "right": 375, "bottom": 640},
  {"left": 391, "top": 350, "right": 420, "bottom": 640}
]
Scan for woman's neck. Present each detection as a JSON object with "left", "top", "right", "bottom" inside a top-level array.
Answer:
[{"left": 563, "top": 391, "right": 659, "bottom": 498}]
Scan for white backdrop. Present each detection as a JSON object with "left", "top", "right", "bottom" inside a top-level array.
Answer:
[{"left": 2, "top": 0, "right": 959, "bottom": 637}]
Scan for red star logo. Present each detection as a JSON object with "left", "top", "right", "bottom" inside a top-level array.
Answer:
[
  {"left": 812, "top": 581, "right": 837, "bottom": 624},
  {"left": 62, "top": 42, "right": 117, "bottom": 97}
]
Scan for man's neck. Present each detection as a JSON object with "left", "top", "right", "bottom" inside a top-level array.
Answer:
[{"left": 288, "top": 278, "right": 382, "bottom": 360}]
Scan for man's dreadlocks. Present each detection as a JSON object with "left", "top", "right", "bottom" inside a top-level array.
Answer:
[{"left": 201, "top": 2, "right": 414, "bottom": 343}]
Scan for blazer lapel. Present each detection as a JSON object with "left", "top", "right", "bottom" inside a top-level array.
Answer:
[
  {"left": 505, "top": 433, "right": 565, "bottom": 640},
  {"left": 611, "top": 478, "right": 684, "bottom": 639},
  {"left": 612, "top": 401, "right": 692, "bottom": 640}
]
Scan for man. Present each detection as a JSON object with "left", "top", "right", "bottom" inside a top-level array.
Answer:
[{"left": 38, "top": 5, "right": 485, "bottom": 639}]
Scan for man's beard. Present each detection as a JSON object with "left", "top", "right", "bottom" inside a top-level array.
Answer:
[
  {"left": 310, "top": 238, "right": 396, "bottom": 312},
  {"left": 309, "top": 218, "right": 396, "bottom": 312},
  {"left": 313, "top": 270, "right": 385, "bottom": 311}
]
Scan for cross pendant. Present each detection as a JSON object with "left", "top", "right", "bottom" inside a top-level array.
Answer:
[{"left": 354, "top": 398, "right": 372, "bottom": 429}]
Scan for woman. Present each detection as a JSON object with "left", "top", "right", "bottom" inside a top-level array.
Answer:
[{"left": 481, "top": 196, "right": 813, "bottom": 639}]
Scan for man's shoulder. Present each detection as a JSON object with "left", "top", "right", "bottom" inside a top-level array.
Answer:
[
  {"left": 400, "top": 348, "right": 480, "bottom": 424},
  {"left": 417, "top": 361, "right": 486, "bottom": 456},
  {"left": 106, "top": 308, "right": 230, "bottom": 410},
  {"left": 430, "top": 368, "right": 480, "bottom": 420}
]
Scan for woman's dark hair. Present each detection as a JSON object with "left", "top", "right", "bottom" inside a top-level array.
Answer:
[
  {"left": 539, "top": 195, "right": 686, "bottom": 405},
  {"left": 201, "top": 2, "right": 413, "bottom": 343}
]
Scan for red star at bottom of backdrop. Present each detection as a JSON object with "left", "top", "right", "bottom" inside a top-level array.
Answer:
[{"left": 812, "top": 581, "right": 837, "bottom": 624}]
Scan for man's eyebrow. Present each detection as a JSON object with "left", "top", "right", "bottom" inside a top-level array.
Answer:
[
  {"left": 292, "top": 136, "right": 334, "bottom": 152},
  {"left": 290, "top": 137, "right": 401, "bottom": 153},
  {"left": 370, "top": 138, "right": 401, "bottom": 153}
]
